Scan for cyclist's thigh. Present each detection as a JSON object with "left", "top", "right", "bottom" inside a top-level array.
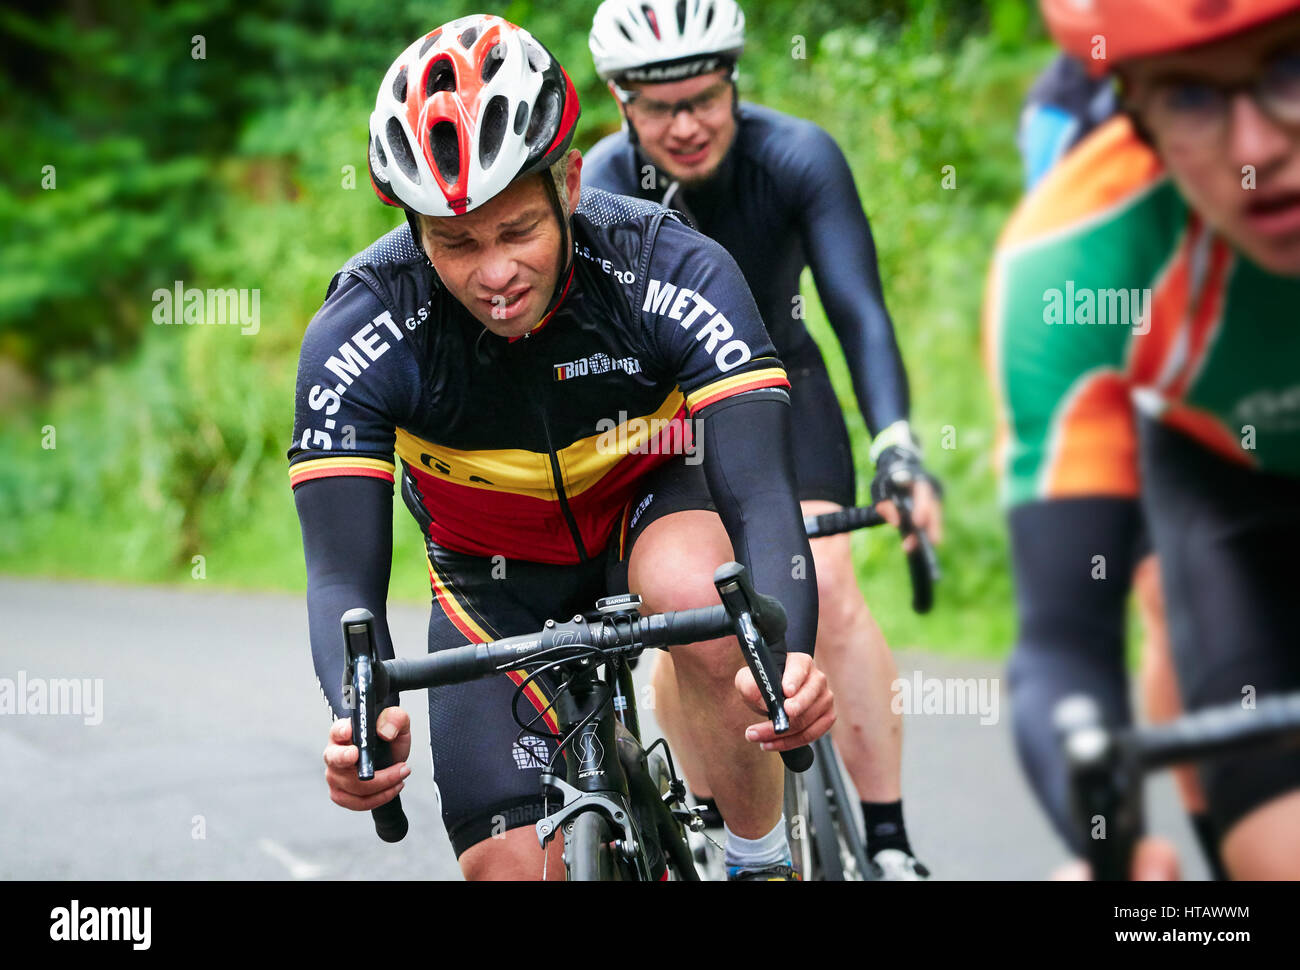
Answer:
[
  {"left": 1139, "top": 419, "right": 1300, "bottom": 839},
  {"left": 605, "top": 455, "right": 730, "bottom": 606},
  {"left": 425, "top": 541, "right": 606, "bottom": 859},
  {"left": 784, "top": 341, "right": 856, "bottom": 508}
]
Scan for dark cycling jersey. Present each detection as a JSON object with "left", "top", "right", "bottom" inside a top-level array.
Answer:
[
  {"left": 289, "top": 188, "right": 793, "bottom": 566},
  {"left": 582, "top": 101, "right": 909, "bottom": 439}
]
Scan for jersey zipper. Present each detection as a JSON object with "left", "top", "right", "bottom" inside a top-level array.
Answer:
[{"left": 509, "top": 340, "right": 590, "bottom": 564}]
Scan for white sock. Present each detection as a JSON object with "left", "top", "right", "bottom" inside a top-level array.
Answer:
[{"left": 723, "top": 818, "right": 790, "bottom": 870}]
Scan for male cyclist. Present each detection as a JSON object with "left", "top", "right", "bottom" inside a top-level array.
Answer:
[
  {"left": 290, "top": 14, "right": 831, "bottom": 881},
  {"left": 582, "top": 0, "right": 941, "bottom": 879},
  {"left": 1017, "top": 52, "right": 1225, "bottom": 880},
  {"left": 988, "top": 0, "right": 1300, "bottom": 879}
]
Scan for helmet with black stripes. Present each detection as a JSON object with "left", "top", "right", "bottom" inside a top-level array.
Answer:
[{"left": 368, "top": 15, "right": 581, "bottom": 217}]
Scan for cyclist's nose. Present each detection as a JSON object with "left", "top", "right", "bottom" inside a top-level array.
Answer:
[
  {"left": 668, "top": 107, "right": 704, "bottom": 143},
  {"left": 477, "top": 247, "right": 519, "bottom": 293},
  {"left": 1226, "top": 92, "right": 1291, "bottom": 172}
]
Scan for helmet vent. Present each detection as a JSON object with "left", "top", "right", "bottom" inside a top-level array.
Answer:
[
  {"left": 372, "top": 135, "right": 388, "bottom": 169},
  {"left": 385, "top": 118, "right": 420, "bottom": 184},
  {"left": 426, "top": 57, "right": 456, "bottom": 97},
  {"left": 524, "top": 39, "right": 550, "bottom": 73},
  {"left": 524, "top": 83, "right": 560, "bottom": 153},
  {"left": 705, "top": 2, "right": 716, "bottom": 30},
  {"left": 458, "top": 26, "right": 479, "bottom": 49},
  {"left": 642, "top": 6, "right": 661, "bottom": 40},
  {"left": 479, "top": 96, "right": 508, "bottom": 169},
  {"left": 513, "top": 101, "right": 530, "bottom": 135},
  {"left": 618, "top": 23, "right": 633, "bottom": 42},
  {"left": 418, "top": 31, "right": 441, "bottom": 59},
  {"left": 481, "top": 43, "right": 505, "bottom": 83},
  {"left": 392, "top": 66, "right": 408, "bottom": 103},
  {"left": 675, "top": 0, "right": 688, "bottom": 34},
  {"left": 430, "top": 120, "right": 461, "bottom": 187}
]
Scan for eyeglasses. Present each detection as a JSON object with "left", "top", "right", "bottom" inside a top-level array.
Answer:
[
  {"left": 1132, "top": 48, "right": 1300, "bottom": 154},
  {"left": 615, "top": 80, "right": 733, "bottom": 126}
]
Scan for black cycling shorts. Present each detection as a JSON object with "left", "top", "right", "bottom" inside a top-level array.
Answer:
[{"left": 1139, "top": 418, "right": 1300, "bottom": 839}]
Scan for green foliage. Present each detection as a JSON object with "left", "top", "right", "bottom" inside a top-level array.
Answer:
[{"left": 0, "top": 0, "right": 1056, "bottom": 656}]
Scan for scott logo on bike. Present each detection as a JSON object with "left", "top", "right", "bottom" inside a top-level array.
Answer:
[{"left": 576, "top": 723, "right": 606, "bottom": 779}]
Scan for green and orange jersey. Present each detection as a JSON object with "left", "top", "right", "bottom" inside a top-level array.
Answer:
[{"left": 986, "top": 116, "right": 1300, "bottom": 509}]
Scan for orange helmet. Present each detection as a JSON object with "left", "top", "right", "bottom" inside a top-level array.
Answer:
[{"left": 1041, "top": 0, "right": 1300, "bottom": 77}]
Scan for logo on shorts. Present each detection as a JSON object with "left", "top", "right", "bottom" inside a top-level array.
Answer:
[
  {"left": 554, "top": 351, "right": 642, "bottom": 381},
  {"left": 511, "top": 736, "right": 548, "bottom": 770},
  {"left": 628, "top": 492, "right": 655, "bottom": 532}
]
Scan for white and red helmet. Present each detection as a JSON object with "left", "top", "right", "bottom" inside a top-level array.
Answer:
[
  {"left": 589, "top": 0, "right": 746, "bottom": 84},
  {"left": 368, "top": 15, "right": 581, "bottom": 217}
]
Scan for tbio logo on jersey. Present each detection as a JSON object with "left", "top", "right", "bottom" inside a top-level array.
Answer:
[{"left": 554, "top": 351, "right": 642, "bottom": 381}]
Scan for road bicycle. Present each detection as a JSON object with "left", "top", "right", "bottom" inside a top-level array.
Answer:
[
  {"left": 343, "top": 561, "right": 813, "bottom": 880},
  {"left": 1057, "top": 689, "right": 1300, "bottom": 880},
  {"left": 690, "top": 493, "right": 940, "bottom": 881}
]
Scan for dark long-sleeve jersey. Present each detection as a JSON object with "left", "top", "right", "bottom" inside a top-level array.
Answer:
[
  {"left": 582, "top": 101, "right": 909, "bottom": 438},
  {"left": 289, "top": 188, "right": 819, "bottom": 716}
]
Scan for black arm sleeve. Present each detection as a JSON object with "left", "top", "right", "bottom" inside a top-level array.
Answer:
[
  {"left": 1006, "top": 497, "right": 1142, "bottom": 853},
  {"left": 699, "top": 391, "right": 818, "bottom": 657},
  {"left": 797, "top": 126, "right": 910, "bottom": 438},
  {"left": 294, "top": 475, "right": 397, "bottom": 720}
]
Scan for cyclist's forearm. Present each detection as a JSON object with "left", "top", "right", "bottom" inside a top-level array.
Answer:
[
  {"left": 828, "top": 297, "right": 910, "bottom": 439},
  {"left": 700, "top": 392, "right": 818, "bottom": 656},
  {"left": 294, "top": 476, "right": 397, "bottom": 718},
  {"left": 1006, "top": 498, "right": 1141, "bottom": 852}
]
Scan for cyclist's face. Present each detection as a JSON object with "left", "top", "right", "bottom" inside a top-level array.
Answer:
[
  {"left": 619, "top": 69, "right": 736, "bottom": 185},
  {"left": 418, "top": 155, "right": 581, "bottom": 337},
  {"left": 1124, "top": 13, "right": 1300, "bottom": 275}
]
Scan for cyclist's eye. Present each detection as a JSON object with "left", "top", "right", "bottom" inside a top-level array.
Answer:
[
  {"left": 1262, "top": 50, "right": 1300, "bottom": 105},
  {"left": 1158, "top": 82, "right": 1223, "bottom": 117}
]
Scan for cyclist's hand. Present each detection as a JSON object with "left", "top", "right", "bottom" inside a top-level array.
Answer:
[
  {"left": 872, "top": 444, "right": 943, "bottom": 554},
  {"left": 1050, "top": 837, "right": 1182, "bottom": 880},
  {"left": 322, "top": 706, "right": 412, "bottom": 812},
  {"left": 737, "top": 653, "right": 835, "bottom": 752}
]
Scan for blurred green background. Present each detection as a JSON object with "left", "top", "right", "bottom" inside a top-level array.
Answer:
[{"left": 0, "top": 0, "right": 1054, "bottom": 655}]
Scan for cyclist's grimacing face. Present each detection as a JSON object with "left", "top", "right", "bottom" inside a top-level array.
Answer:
[
  {"left": 418, "top": 155, "right": 581, "bottom": 338},
  {"left": 619, "top": 69, "right": 737, "bottom": 185},
  {"left": 1123, "top": 12, "right": 1300, "bottom": 275}
]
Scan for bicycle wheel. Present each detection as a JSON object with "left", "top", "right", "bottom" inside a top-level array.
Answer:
[
  {"left": 784, "top": 770, "right": 813, "bottom": 878},
  {"left": 567, "top": 811, "right": 625, "bottom": 882},
  {"left": 804, "top": 759, "right": 846, "bottom": 881}
]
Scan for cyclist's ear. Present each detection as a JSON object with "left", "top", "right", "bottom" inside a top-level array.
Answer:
[{"left": 565, "top": 148, "right": 583, "bottom": 215}]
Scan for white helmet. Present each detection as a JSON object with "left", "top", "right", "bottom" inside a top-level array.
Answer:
[
  {"left": 368, "top": 15, "right": 580, "bottom": 218},
  {"left": 589, "top": 0, "right": 745, "bottom": 84}
]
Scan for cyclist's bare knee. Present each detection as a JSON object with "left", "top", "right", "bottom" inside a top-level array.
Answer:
[
  {"left": 1220, "top": 790, "right": 1300, "bottom": 879},
  {"left": 459, "top": 824, "right": 564, "bottom": 881}
]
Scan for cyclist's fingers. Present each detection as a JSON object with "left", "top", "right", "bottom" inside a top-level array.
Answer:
[
  {"left": 330, "top": 780, "right": 406, "bottom": 813},
  {"left": 875, "top": 499, "right": 901, "bottom": 529},
  {"left": 376, "top": 705, "right": 410, "bottom": 742},
  {"left": 784, "top": 688, "right": 834, "bottom": 732},
  {"left": 744, "top": 695, "right": 833, "bottom": 744},
  {"left": 757, "top": 711, "right": 836, "bottom": 751},
  {"left": 326, "top": 759, "right": 409, "bottom": 797},
  {"left": 733, "top": 667, "right": 770, "bottom": 717},
  {"left": 330, "top": 717, "right": 353, "bottom": 744},
  {"left": 781, "top": 659, "right": 827, "bottom": 717},
  {"left": 912, "top": 482, "right": 944, "bottom": 545},
  {"left": 323, "top": 739, "right": 359, "bottom": 771}
]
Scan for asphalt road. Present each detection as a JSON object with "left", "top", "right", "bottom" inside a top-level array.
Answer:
[{"left": 0, "top": 577, "right": 1208, "bottom": 880}]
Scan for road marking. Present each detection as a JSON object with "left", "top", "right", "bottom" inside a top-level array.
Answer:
[{"left": 257, "top": 838, "right": 326, "bottom": 879}]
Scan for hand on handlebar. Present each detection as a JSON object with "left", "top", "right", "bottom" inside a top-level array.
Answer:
[
  {"left": 323, "top": 707, "right": 412, "bottom": 812},
  {"left": 736, "top": 653, "right": 835, "bottom": 752},
  {"left": 874, "top": 470, "right": 944, "bottom": 554}
]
